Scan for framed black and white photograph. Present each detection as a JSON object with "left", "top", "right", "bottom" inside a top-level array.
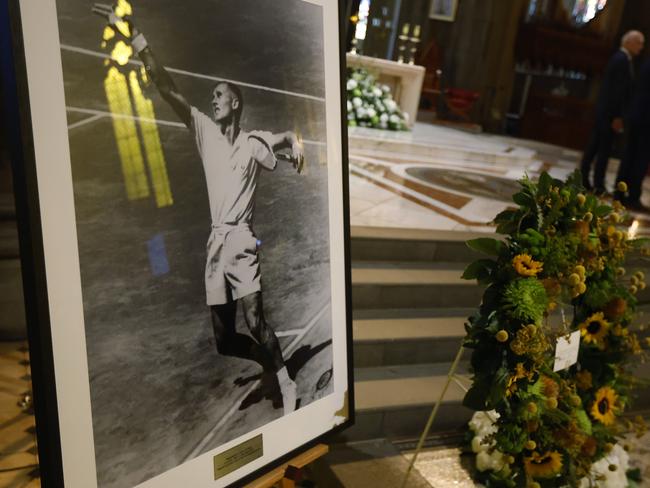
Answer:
[
  {"left": 429, "top": 0, "right": 459, "bottom": 21},
  {"left": 5, "top": 0, "right": 352, "bottom": 486}
]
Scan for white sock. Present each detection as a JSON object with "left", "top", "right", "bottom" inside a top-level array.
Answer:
[{"left": 277, "top": 366, "right": 291, "bottom": 384}]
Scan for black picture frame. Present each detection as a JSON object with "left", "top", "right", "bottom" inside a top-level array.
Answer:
[{"left": 2, "top": 1, "right": 354, "bottom": 486}]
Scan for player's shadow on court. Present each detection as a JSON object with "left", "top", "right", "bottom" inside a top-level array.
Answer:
[{"left": 236, "top": 339, "right": 332, "bottom": 411}]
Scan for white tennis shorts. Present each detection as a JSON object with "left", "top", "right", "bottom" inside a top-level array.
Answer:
[{"left": 205, "top": 223, "right": 261, "bottom": 305}]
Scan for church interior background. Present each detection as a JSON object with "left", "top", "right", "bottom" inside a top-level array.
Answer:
[{"left": 3, "top": 0, "right": 650, "bottom": 486}]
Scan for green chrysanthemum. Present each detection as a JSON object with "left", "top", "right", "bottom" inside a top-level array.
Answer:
[{"left": 503, "top": 278, "right": 548, "bottom": 323}]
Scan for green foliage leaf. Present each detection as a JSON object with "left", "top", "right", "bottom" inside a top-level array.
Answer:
[
  {"left": 463, "top": 383, "right": 490, "bottom": 410},
  {"left": 512, "top": 191, "right": 534, "bottom": 207},
  {"left": 462, "top": 259, "right": 497, "bottom": 284},
  {"left": 488, "top": 366, "right": 509, "bottom": 407},
  {"left": 538, "top": 171, "right": 552, "bottom": 195},
  {"left": 594, "top": 205, "right": 612, "bottom": 217},
  {"left": 467, "top": 238, "right": 504, "bottom": 256}
]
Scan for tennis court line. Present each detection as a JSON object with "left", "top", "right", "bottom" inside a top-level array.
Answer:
[
  {"left": 60, "top": 44, "right": 326, "bottom": 103},
  {"left": 67, "top": 113, "right": 103, "bottom": 130},
  {"left": 182, "top": 301, "right": 330, "bottom": 462},
  {"left": 65, "top": 106, "right": 327, "bottom": 147}
]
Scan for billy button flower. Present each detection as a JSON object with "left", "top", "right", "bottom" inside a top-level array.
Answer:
[
  {"left": 495, "top": 330, "right": 509, "bottom": 342},
  {"left": 590, "top": 386, "right": 618, "bottom": 425},
  {"left": 617, "top": 181, "right": 628, "bottom": 193},
  {"left": 578, "top": 312, "right": 610, "bottom": 347},
  {"left": 524, "top": 451, "right": 563, "bottom": 479},
  {"left": 513, "top": 254, "right": 543, "bottom": 277}
]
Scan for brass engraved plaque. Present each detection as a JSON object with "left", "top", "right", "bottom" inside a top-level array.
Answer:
[{"left": 213, "top": 434, "right": 263, "bottom": 480}]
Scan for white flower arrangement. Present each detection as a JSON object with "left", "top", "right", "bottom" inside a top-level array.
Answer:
[
  {"left": 468, "top": 411, "right": 509, "bottom": 474},
  {"left": 346, "top": 68, "right": 409, "bottom": 131}
]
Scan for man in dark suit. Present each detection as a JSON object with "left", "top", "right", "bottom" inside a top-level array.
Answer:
[
  {"left": 580, "top": 30, "right": 645, "bottom": 193},
  {"left": 615, "top": 57, "right": 650, "bottom": 211}
]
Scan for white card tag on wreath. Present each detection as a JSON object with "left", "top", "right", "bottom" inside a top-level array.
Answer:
[{"left": 553, "top": 330, "right": 581, "bottom": 372}]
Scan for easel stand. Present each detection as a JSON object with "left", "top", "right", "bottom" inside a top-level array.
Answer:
[
  {"left": 244, "top": 444, "right": 329, "bottom": 488},
  {"left": 400, "top": 341, "right": 468, "bottom": 488}
]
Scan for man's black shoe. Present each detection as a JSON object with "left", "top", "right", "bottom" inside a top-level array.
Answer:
[{"left": 594, "top": 187, "right": 609, "bottom": 197}]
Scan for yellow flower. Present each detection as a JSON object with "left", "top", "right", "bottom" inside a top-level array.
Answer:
[
  {"left": 506, "top": 362, "right": 532, "bottom": 397},
  {"left": 513, "top": 254, "right": 543, "bottom": 277},
  {"left": 591, "top": 387, "right": 618, "bottom": 425},
  {"left": 496, "top": 330, "right": 509, "bottom": 342},
  {"left": 525, "top": 440, "right": 537, "bottom": 450},
  {"left": 579, "top": 312, "right": 610, "bottom": 346},
  {"left": 568, "top": 273, "right": 581, "bottom": 286},
  {"left": 524, "top": 451, "right": 563, "bottom": 479},
  {"left": 617, "top": 181, "right": 628, "bottom": 193}
]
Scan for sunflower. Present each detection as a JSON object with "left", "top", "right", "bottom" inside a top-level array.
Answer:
[
  {"left": 513, "top": 254, "right": 543, "bottom": 276},
  {"left": 579, "top": 312, "right": 610, "bottom": 346},
  {"left": 524, "top": 451, "right": 563, "bottom": 479},
  {"left": 590, "top": 386, "right": 618, "bottom": 425}
]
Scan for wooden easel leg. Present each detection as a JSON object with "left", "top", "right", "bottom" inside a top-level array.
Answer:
[{"left": 400, "top": 340, "right": 465, "bottom": 488}]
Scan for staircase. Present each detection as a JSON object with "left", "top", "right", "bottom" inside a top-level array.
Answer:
[{"left": 339, "top": 226, "right": 487, "bottom": 443}]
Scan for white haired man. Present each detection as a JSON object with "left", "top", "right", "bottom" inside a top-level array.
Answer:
[{"left": 580, "top": 30, "right": 644, "bottom": 194}]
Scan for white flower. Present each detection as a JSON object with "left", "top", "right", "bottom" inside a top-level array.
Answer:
[
  {"left": 373, "top": 87, "right": 383, "bottom": 97},
  {"left": 352, "top": 97, "right": 362, "bottom": 108},
  {"left": 579, "top": 444, "right": 629, "bottom": 488},
  {"left": 384, "top": 99, "right": 397, "bottom": 112},
  {"left": 471, "top": 436, "right": 490, "bottom": 453},
  {"left": 389, "top": 114, "right": 401, "bottom": 124},
  {"left": 469, "top": 411, "right": 499, "bottom": 436},
  {"left": 382, "top": 84, "right": 390, "bottom": 93},
  {"left": 476, "top": 451, "right": 492, "bottom": 472},
  {"left": 367, "top": 107, "right": 377, "bottom": 118},
  {"left": 380, "top": 113, "right": 389, "bottom": 123},
  {"left": 347, "top": 100, "right": 353, "bottom": 112},
  {"left": 347, "top": 79, "right": 358, "bottom": 91}
]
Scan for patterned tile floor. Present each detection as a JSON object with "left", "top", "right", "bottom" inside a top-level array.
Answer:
[{"left": 348, "top": 124, "right": 650, "bottom": 236}]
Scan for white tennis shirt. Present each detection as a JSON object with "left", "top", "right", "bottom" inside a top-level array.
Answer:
[{"left": 191, "top": 107, "right": 276, "bottom": 226}]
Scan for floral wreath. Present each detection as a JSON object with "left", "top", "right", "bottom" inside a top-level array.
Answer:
[{"left": 462, "top": 171, "right": 649, "bottom": 487}]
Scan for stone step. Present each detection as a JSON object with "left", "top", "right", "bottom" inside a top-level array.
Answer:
[
  {"left": 348, "top": 132, "right": 536, "bottom": 167},
  {"left": 343, "top": 358, "right": 650, "bottom": 443},
  {"left": 351, "top": 263, "right": 482, "bottom": 310},
  {"left": 353, "top": 304, "right": 650, "bottom": 368},
  {"left": 353, "top": 309, "right": 469, "bottom": 367},
  {"left": 341, "top": 363, "right": 473, "bottom": 442},
  {"left": 350, "top": 225, "right": 491, "bottom": 263}
]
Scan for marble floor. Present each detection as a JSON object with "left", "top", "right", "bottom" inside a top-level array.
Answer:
[
  {"left": 348, "top": 123, "right": 650, "bottom": 234},
  {"left": 406, "top": 432, "right": 650, "bottom": 488}
]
